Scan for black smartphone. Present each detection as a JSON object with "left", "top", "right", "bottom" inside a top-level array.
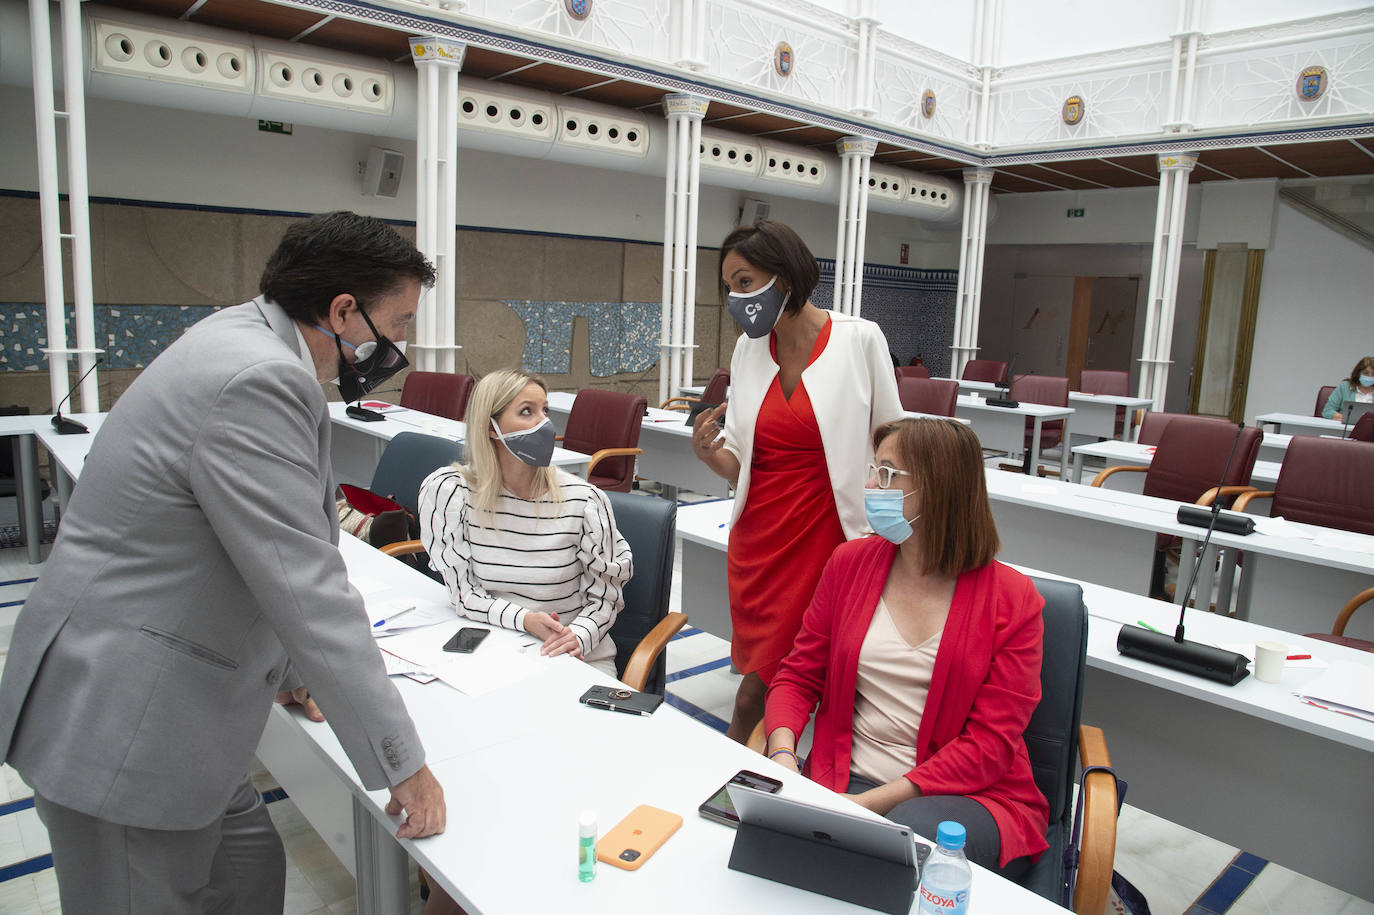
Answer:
[
  {"left": 578, "top": 684, "right": 663, "bottom": 716},
  {"left": 442, "top": 627, "right": 489, "bottom": 653},
  {"left": 699, "top": 769, "right": 783, "bottom": 827}
]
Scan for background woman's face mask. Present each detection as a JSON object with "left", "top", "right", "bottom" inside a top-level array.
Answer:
[{"left": 726, "top": 275, "right": 789, "bottom": 339}]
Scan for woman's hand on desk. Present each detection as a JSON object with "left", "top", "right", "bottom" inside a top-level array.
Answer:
[
  {"left": 388, "top": 765, "right": 447, "bottom": 839},
  {"left": 523, "top": 611, "right": 584, "bottom": 659}
]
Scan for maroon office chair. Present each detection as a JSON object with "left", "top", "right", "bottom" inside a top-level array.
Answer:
[
  {"left": 1011, "top": 374, "right": 1071, "bottom": 458},
  {"left": 399, "top": 371, "right": 475, "bottom": 422},
  {"left": 1135, "top": 411, "right": 1230, "bottom": 446},
  {"left": 1351, "top": 413, "right": 1374, "bottom": 443},
  {"left": 1304, "top": 588, "right": 1374, "bottom": 653},
  {"left": 962, "top": 359, "right": 1009, "bottom": 384},
  {"left": 895, "top": 365, "right": 931, "bottom": 380},
  {"left": 1080, "top": 369, "right": 1131, "bottom": 438},
  {"left": 560, "top": 389, "right": 646, "bottom": 493},
  {"left": 661, "top": 368, "right": 730, "bottom": 411},
  {"left": 1315, "top": 384, "right": 1337, "bottom": 418},
  {"left": 908, "top": 357, "right": 925, "bottom": 367},
  {"left": 897, "top": 377, "right": 959, "bottom": 417}
]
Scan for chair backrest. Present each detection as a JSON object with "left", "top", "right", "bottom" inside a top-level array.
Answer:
[
  {"left": 896, "top": 377, "right": 959, "bottom": 417},
  {"left": 1270, "top": 437, "right": 1374, "bottom": 535},
  {"left": 962, "top": 359, "right": 1009, "bottom": 384},
  {"left": 605, "top": 491, "right": 677, "bottom": 695},
  {"left": 370, "top": 432, "right": 463, "bottom": 517},
  {"left": 895, "top": 364, "right": 931, "bottom": 380},
  {"left": 1135, "top": 410, "right": 1229, "bottom": 446},
  {"left": 400, "top": 371, "right": 475, "bottom": 422},
  {"left": 1144, "top": 416, "right": 1261, "bottom": 504},
  {"left": 1018, "top": 577, "right": 1089, "bottom": 900},
  {"left": 1012, "top": 375, "right": 1070, "bottom": 450},
  {"left": 563, "top": 389, "right": 647, "bottom": 492},
  {"left": 701, "top": 369, "right": 731, "bottom": 404},
  {"left": 1351, "top": 412, "right": 1374, "bottom": 443},
  {"left": 1079, "top": 370, "right": 1128, "bottom": 396},
  {"left": 1315, "top": 384, "right": 1337, "bottom": 418}
]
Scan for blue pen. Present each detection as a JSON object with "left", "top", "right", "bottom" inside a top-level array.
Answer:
[{"left": 373, "top": 606, "right": 417, "bottom": 629}]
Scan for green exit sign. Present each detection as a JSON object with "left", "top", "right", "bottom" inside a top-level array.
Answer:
[
  {"left": 1066, "top": 208, "right": 1085, "bottom": 218},
  {"left": 258, "top": 120, "right": 293, "bottom": 135}
]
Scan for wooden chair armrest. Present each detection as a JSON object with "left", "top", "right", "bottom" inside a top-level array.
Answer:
[
  {"left": 1231, "top": 489, "right": 1274, "bottom": 513},
  {"left": 747, "top": 718, "right": 767, "bottom": 754},
  {"left": 659, "top": 397, "right": 698, "bottom": 411},
  {"left": 585, "top": 447, "right": 643, "bottom": 478},
  {"left": 379, "top": 539, "right": 426, "bottom": 558},
  {"left": 1334, "top": 587, "right": 1374, "bottom": 637},
  {"left": 619, "top": 612, "right": 688, "bottom": 692},
  {"left": 1090, "top": 464, "right": 1147, "bottom": 487},
  {"left": 554, "top": 434, "right": 565, "bottom": 442},
  {"left": 1197, "top": 485, "right": 1255, "bottom": 507},
  {"left": 1075, "top": 725, "right": 1118, "bottom": 915}
]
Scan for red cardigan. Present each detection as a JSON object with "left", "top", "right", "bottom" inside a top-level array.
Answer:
[{"left": 765, "top": 536, "right": 1050, "bottom": 866}]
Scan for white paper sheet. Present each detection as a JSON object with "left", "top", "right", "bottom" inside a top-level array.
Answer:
[
  {"left": 1292, "top": 661, "right": 1374, "bottom": 722},
  {"left": 379, "top": 624, "right": 545, "bottom": 696}
]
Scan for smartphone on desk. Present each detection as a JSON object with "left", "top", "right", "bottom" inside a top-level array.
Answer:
[
  {"left": 699, "top": 769, "right": 782, "bottom": 827},
  {"left": 442, "top": 627, "right": 489, "bottom": 653},
  {"left": 597, "top": 805, "right": 682, "bottom": 870},
  {"left": 579, "top": 684, "right": 663, "bottom": 716}
]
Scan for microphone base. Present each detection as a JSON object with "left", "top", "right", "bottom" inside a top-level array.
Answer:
[
  {"left": 1177, "top": 504, "right": 1255, "bottom": 535},
  {"left": 51, "top": 415, "right": 89, "bottom": 435},
  {"left": 346, "top": 405, "right": 386, "bottom": 423},
  {"left": 1117, "top": 625, "right": 1250, "bottom": 685},
  {"left": 984, "top": 395, "right": 1019, "bottom": 408}
]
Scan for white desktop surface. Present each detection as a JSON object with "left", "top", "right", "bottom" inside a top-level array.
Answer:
[
  {"left": 1065, "top": 391, "right": 1154, "bottom": 441},
  {"left": 673, "top": 498, "right": 1374, "bottom": 897},
  {"left": 260, "top": 533, "right": 1065, "bottom": 915},
  {"left": 1255, "top": 412, "right": 1346, "bottom": 437},
  {"left": 953, "top": 393, "right": 1074, "bottom": 477},
  {"left": 1069, "top": 439, "right": 1282, "bottom": 488}
]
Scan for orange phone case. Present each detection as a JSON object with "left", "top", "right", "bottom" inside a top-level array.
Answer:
[{"left": 596, "top": 805, "right": 683, "bottom": 871}]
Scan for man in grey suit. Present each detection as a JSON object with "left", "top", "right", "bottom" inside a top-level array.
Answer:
[{"left": 0, "top": 212, "right": 446, "bottom": 912}]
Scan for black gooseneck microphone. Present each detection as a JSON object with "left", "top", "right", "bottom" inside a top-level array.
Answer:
[
  {"left": 345, "top": 386, "right": 404, "bottom": 423},
  {"left": 986, "top": 352, "right": 1019, "bottom": 408},
  {"left": 51, "top": 358, "right": 104, "bottom": 435},
  {"left": 1116, "top": 421, "right": 1251, "bottom": 685}
]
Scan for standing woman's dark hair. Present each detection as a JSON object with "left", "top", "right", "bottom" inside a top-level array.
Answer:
[
  {"left": 718, "top": 219, "right": 820, "bottom": 315},
  {"left": 259, "top": 211, "right": 436, "bottom": 323},
  {"left": 1347, "top": 356, "right": 1374, "bottom": 386}
]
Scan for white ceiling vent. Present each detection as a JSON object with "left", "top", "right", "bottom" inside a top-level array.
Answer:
[
  {"left": 90, "top": 17, "right": 251, "bottom": 94},
  {"left": 906, "top": 178, "right": 955, "bottom": 210},
  {"left": 865, "top": 168, "right": 907, "bottom": 202},
  {"left": 760, "top": 147, "right": 826, "bottom": 188},
  {"left": 700, "top": 129, "right": 762, "bottom": 178},
  {"left": 257, "top": 49, "right": 391, "bottom": 114},
  {"left": 458, "top": 85, "right": 555, "bottom": 141},
  {"left": 556, "top": 104, "right": 648, "bottom": 158}
]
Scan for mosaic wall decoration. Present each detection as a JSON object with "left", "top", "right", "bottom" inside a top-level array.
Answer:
[
  {"left": 504, "top": 300, "right": 660, "bottom": 377},
  {"left": 815, "top": 260, "right": 959, "bottom": 378},
  {"left": 0, "top": 303, "right": 222, "bottom": 371}
]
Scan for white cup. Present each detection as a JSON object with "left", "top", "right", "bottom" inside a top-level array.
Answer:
[{"left": 1254, "top": 640, "right": 1287, "bottom": 683}]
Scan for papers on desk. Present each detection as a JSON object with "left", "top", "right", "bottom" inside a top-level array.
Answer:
[
  {"left": 1250, "top": 516, "right": 1314, "bottom": 539},
  {"left": 378, "top": 624, "right": 544, "bottom": 697},
  {"left": 352, "top": 575, "right": 456, "bottom": 634},
  {"left": 1311, "top": 529, "right": 1374, "bottom": 555},
  {"left": 358, "top": 401, "right": 407, "bottom": 414},
  {"left": 1292, "top": 661, "right": 1374, "bottom": 723},
  {"left": 382, "top": 652, "right": 439, "bottom": 684}
]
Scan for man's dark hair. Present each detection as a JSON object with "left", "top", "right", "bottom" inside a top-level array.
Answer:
[
  {"left": 259, "top": 211, "right": 435, "bottom": 322},
  {"left": 718, "top": 219, "right": 819, "bottom": 315}
]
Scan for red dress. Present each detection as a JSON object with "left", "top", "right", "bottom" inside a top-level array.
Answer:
[{"left": 727, "top": 319, "right": 845, "bottom": 684}]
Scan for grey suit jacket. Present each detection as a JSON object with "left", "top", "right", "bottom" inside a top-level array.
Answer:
[{"left": 0, "top": 297, "right": 425, "bottom": 830}]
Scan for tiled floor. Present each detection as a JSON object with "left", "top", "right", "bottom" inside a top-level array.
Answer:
[{"left": 0, "top": 495, "right": 1370, "bottom": 914}]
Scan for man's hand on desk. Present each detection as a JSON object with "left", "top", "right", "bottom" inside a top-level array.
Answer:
[
  {"left": 275, "top": 685, "right": 324, "bottom": 722},
  {"left": 388, "top": 765, "right": 447, "bottom": 839}
]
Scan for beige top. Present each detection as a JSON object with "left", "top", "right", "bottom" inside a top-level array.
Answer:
[{"left": 849, "top": 597, "right": 943, "bottom": 785}]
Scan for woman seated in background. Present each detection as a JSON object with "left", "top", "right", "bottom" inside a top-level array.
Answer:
[
  {"left": 418, "top": 369, "right": 632, "bottom": 677},
  {"left": 1323, "top": 355, "right": 1374, "bottom": 421},
  {"left": 762, "top": 417, "right": 1049, "bottom": 878}
]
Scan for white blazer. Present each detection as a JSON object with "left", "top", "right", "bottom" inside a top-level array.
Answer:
[{"left": 722, "top": 312, "right": 903, "bottom": 540}]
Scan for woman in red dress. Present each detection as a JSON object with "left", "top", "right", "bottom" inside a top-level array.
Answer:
[{"left": 691, "top": 220, "right": 902, "bottom": 742}]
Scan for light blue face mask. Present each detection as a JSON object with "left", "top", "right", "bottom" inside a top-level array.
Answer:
[
  {"left": 1359, "top": 374, "right": 1374, "bottom": 388},
  {"left": 864, "top": 488, "right": 919, "bottom": 544}
]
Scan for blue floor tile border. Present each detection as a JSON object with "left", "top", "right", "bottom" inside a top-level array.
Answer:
[
  {"left": 663, "top": 692, "right": 729, "bottom": 734},
  {"left": 0, "top": 577, "right": 38, "bottom": 587},
  {"left": 664, "top": 656, "right": 733, "bottom": 684},
  {"left": 1186, "top": 851, "right": 1268, "bottom": 914},
  {"left": 0, "top": 599, "right": 25, "bottom": 609},
  {"left": 0, "top": 853, "right": 53, "bottom": 883},
  {"left": 670, "top": 626, "right": 704, "bottom": 641},
  {"left": 0, "top": 797, "right": 35, "bottom": 818},
  {"left": 261, "top": 787, "right": 290, "bottom": 805}
]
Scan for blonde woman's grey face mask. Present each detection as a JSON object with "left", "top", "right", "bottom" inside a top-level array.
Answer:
[{"left": 491, "top": 416, "right": 556, "bottom": 467}]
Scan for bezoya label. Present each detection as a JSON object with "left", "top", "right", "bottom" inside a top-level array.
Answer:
[{"left": 918, "top": 884, "right": 969, "bottom": 912}]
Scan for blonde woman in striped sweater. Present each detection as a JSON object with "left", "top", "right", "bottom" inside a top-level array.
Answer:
[{"left": 417, "top": 369, "right": 633, "bottom": 677}]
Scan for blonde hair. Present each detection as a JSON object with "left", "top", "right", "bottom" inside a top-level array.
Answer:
[{"left": 462, "top": 369, "right": 562, "bottom": 526}]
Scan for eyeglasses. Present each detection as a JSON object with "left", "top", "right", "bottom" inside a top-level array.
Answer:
[{"left": 867, "top": 463, "right": 912, "bottom": 490}]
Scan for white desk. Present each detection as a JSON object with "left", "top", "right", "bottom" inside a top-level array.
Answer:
[
  {"left": 34, "top": 413, "right": 106, "bottom": 512},
  {"left": 954, "top": 393, "right": 1074, "bottom": 478},
  {"left": 258, "top": 533, "right": 1065, "bottom": 915},
  {"left": 1065, "top": 391, "right": 1153, "bottom": 442},
  {"left": 328, "top": 402, "right": 589, "bottom": 487},
  {"left": 1, "top": 414, "right": 48, "bottom": 563},
  {"left": 672, "top": 500, "right": 1374, "bottom": 898},
  {"left": 1255, "top": 412, "right": 1346, "bottom": 437},
  {"left": 936, "top": 377, "right": 999, "bottom": 396},
  {"left": 1069, "top": 439, "right": 1282, "bottom": 489},
  {"left": 545, "top": 391, "right": 730, "bottom": 499}
]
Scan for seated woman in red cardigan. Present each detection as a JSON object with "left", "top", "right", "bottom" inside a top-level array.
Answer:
[{"left": 763, "top": 417, "right": 1049, "bottom": 878}]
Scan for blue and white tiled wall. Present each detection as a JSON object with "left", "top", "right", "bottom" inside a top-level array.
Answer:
[
  {"left": 815, "top": 260, "right": 958, "bottom": 377},
  {"left": 0, "top": 304, "right": 221, "bottom": 370},
  {"left": 503, "top": 300, "right": 660, "bottom": 377}
]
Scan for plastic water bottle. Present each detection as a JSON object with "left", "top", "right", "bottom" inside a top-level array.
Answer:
[{"left": 916, "top": 820, "right": 971, "bottom": 914}]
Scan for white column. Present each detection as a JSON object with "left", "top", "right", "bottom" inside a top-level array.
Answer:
[
  {"left": 672, "top": 0, "right": 705, "bottom": 71},
  {"left": 59, "top": 0, "right": 99, "bottom": 411},
  {"left": 852, "top": 0, "right": 879, "bottom": 117},
  {"left": 409, "top": 38, "right": 466, "bottom": 374},
  {"left": 659, "top": 94, "right": 709, "bottom": 403},
  {"left": 1137, "top": 153, "right": 1197, "bottom": 410},
  {"left": 950, "top": 168, "right": 994, "bottom": 377},
  {"left": 834, "top": 137, "right": 876, "bottom": 316},
  {"left": 29, "top": 0, "right": 71, "bottom": 411}
]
